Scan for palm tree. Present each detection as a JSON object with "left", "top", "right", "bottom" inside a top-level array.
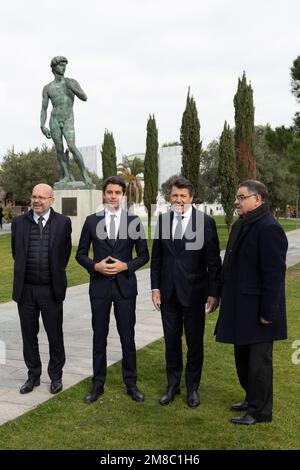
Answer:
[{"left": 117, "top": 156, "right": 144, "bottom": 209}]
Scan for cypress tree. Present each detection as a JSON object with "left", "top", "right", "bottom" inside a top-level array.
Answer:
[
  {"left": 218, "top": 121, "right": 237, "bottom": 231},
  {"left": 234, "top": 72, "right": 256, "bottom": 180},
  {"left": 180, "top": 88, "right": 201, "bottom": 201},
  {"left": 101, "top": 130, "right": 117, "bottom": 179},
  {"left": 144, "top": 115, "right": 159, "bottom": 233},
  {"left": 291, "top": 56, "right": 300, "bottom": 132},
  {"left": 291, "top": 56, "right": 300, "bottom": 103}
]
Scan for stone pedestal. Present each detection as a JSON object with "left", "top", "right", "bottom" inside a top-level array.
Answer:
[{"left": 53, "top": 189, "right": 103, "bottom": 245}]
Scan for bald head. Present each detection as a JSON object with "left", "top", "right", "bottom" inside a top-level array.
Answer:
[
  {"left": 32, "top": 184, "right": 53, "bottom": 197},
  {"left": 31, "top": 184, "right": 54, "bottom": 216}
]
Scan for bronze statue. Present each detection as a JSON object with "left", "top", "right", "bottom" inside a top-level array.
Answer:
[{"left": 40, "top": 56, "right": 94, "bottom": 187}]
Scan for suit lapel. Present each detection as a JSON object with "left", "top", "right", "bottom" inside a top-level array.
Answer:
[
  {"left": 182, "top": 207, "right": 196, "bottom": 244},
  {"left": 23, "top": 211, "right": 33, "bottom": 254},
  {"left": 49, "top": 208, "right": 57, "bottom": 250},
  {"left": 96, "top": 209, "right": 111, "bottom": 248},
  {"left": 167, "top": 211, "right": 177, "bottom": 256},
  {"left": 113, "top": 209, "right": 127, "bottom": 250}
]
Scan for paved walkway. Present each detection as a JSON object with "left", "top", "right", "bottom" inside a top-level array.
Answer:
[
  {"left": 0, "top": 229, "right": 299, "bottom": 426},
  {"left": 0, "top": 223, "right": 11, "bottom": 235}
]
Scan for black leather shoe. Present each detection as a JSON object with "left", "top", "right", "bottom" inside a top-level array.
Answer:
[
  {"left": 50, "top": 379, "right": 63, "bottom": 394},
  {"left": 126, "top": 385, "right": 144, "bottom": 402},
  {"left": 187, "top": 390, "right": 200, "bottom": 408},
  {"left": 84, "top": 385, "right": 104, "bottom": 404},
  {"left": 231, "top": 400, "right": 248, "bottom": 411},
  {"left": 231, "top": 413, "right": 256, "bottom": 425},
  {"left": 159, "top": 386, "right": 180, "bottom": 405},
  {"left": 20, "top": 377, "right": 40, "bottom": 394}
]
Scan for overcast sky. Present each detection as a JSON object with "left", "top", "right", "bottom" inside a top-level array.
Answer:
[{"left": 0, "top": 0, "right": 299, "bottom": 160}]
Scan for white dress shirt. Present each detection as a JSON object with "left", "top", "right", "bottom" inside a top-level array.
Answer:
[
  {"left": 33, "top": 209, "right": 51, "bottom": 227},
  {"left": 172, "top": 205, "right": 192, "bottom": 240},
  {"left": 152, "top": 206, "right": 193, "bottom": 293}
]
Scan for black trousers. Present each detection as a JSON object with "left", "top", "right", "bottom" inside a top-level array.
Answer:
[
  {"left": 234, "top": 342, "right": 273, "bottom": 421},
  {"left": 90, "top": 279, "right": 137, "bottom": 388},
  {"left": 161, "top": 289, "right": 205, "bottom": 392},
  {"left": 18, "top": 284, "right": 65, "bottom": 381}
]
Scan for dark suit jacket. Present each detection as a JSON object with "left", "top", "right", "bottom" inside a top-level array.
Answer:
[
  {"left": 11, "top": 208, "right": 72, "bottom": 303},
  {"left": 75, "top": 210, "right": 149, "bottom": 299},
  {"left": 216, "top": 213, "right": 288, "bottom": 345},
  {"left": 151, "top": 208, "right": 222, "bottom": 306}
]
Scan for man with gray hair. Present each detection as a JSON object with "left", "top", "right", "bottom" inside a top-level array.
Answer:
[
  {"left": 40, "top": 56, "right": 92, "bottom": 185},
  {"left": 151, "top": 178, "right": 222, "bottom": 408},
  {"left": 216, "top": 179, "right": 288, "bottom": 425}
]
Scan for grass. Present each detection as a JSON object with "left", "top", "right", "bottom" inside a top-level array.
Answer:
[
  {"left": 0, "top": 263, "right": 299, "bottom": 450},
  {"left": 1, "top": 217, "right": 297, "bottom": 304}
]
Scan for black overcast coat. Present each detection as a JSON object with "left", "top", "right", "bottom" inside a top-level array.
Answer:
[{"left": 216, "top": 213, "right": 288, "bottom": 345}]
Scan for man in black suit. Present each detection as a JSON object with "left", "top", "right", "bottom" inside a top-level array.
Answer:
[
  {"left": 216, "top": 180, "right": 288, "bottom": 425},
  {"left": 11, "top": 183, "right": 72, "bottom": 395},
  {"left": 151, "top": 178, "right": 222, "bottom": 407},
  {"left": 76, "top": 176, "right": 149, "bottom": 404}
]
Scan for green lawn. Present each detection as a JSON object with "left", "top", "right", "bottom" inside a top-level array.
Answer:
[
  {"left": 0, "top": 263, "right": 299, "bottom": 450},
  {"left": 1, "top": 217, "right": 297, "bottom": 304}
]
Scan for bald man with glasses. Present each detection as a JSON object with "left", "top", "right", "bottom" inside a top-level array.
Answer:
[
  {"left": 11, "top": 184, "right": 72, "bottom": 395},
  {"left": 216, "top": 179, "right": 288, "bottom": 425}
]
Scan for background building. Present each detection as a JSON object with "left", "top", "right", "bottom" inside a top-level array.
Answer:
[
  {"left": 123, "top": 152, "right": 145, "bottom": 164},
  {"left": 79, "top": 145, "right": 102, "bottom": 178},
  {"left": 158, "top": 144, "right": 182, "bottom": 187}
]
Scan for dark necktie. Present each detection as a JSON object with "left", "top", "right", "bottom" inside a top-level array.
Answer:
[
  {"left": 174, "top": 215, "right": 183, "bottom": 252},
  {"left": 38, "top": 216, "right": 44, "bottom": 239},
  {"left": 109, "top": 214, "right": 116, "bottom": 246}
]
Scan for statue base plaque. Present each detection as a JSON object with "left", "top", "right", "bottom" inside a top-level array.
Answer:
[{"left": 53, "top": 188, "right": 102, "bottom": 245}]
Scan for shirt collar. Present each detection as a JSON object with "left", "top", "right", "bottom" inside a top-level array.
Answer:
[
  {"left": 105, "top": 207, "right": 122, "bottom": 219},
  {"left": 173, "top": 205, "right": 192, "bottom": 219},
  {"left": 33, "top": 209, "right": 51, "bottom": 224},
  {"left": 182, "top": 205, "right": 192, "bottom": 219}
]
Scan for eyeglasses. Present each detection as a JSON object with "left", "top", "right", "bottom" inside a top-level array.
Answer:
[
  {"left": 30, "top": 196, "right": 52, "bottom": 202},
  {"left": 235, "top": 194, "right": 257, "bottom": 202}
]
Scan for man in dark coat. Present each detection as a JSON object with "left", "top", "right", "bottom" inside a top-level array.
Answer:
[
  {"left": 216, "top": 180, "right": 288, "bottom": 425},
  {"left": 11, "top": 184, "right": 72, "bottom": 395},
  {"left": 151, "top": 178, "right": 222, "bottom": 407},
  {"left": 0, "top": 206, "right": 3, "bottom": 229},
  {"left": 76, "top": 176, "right": 149, "bottom": 404}
]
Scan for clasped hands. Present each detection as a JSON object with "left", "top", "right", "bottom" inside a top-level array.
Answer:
[{"left": 94, "top": 256, "right": 128, "bottom": 276}]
